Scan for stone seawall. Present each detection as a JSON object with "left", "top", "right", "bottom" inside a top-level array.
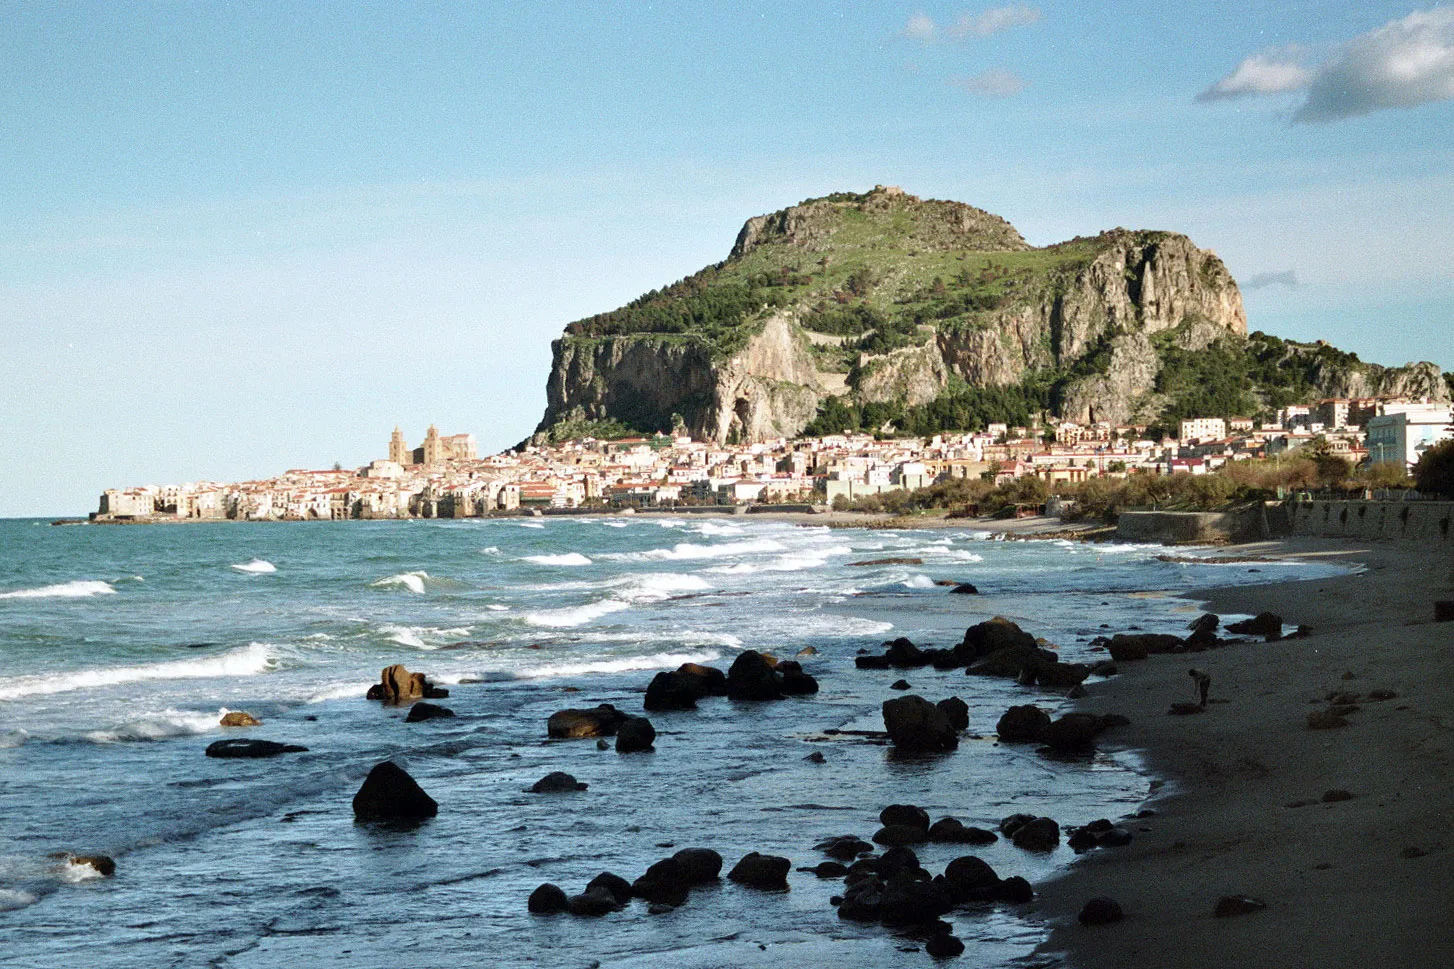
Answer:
[
  {"left": 1288, "top": 499, "right": 1454, "bottom": 545},
  {"left": 1114, "top": 508, "right": 1266, "bottom": 545}
]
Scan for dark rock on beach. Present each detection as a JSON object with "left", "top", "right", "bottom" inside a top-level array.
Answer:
[
  {"left": 816, "top": 835, "right": 874, "bottom": 860},
  {"left": 528, "top": 883, "right": 569, "bottom": 914},
  {"left": 405, "top": 701, "right": 455, "bottom": 722},
  {"left": 849, "top": 557, "right": 923, "bottom": 566},
  {"left": 943, "top": 855, "right": 1000, "bottom": 899},
  {"left": 883, "top": 695, "right": 959, "bottom": 752},
  {"left": 874, "top": 824, "right": 928, "bottom": 846},
  {"left": 1214, "top": 894, "right": 1268, "bottom": 917},
  {"left": 615, "top": 716, "right": 656, "bottom": 753},
  {"left": 353, "top": 761, "right": 438, "bottom": 821},
  {"left": 949, "top": 583, "right": 979, "bottom": 595},
  {"left": 548, "top": 703, "right": 628, "bottom": 739},
  {"left": 800, "top": 861, "right": 849, "bottom": 878},
  {"left": 1106, "top": 633, "right": 1183, "bottom": 661},
  {"left": 205, "top": 738, "right": 307, "bottom": 759},
  {"left": 728, "top": 852, "right": 791, "bottom": 890},
  {"left": 1078, "top": 896, "right": 1124, "bottom": 925},
  {"left": 631, "top": 858, "right": 691, "bottom": 906},
  {"left": 1226, "top": 612, "right": 1284, "bottom": 639},
  {"left": 926, "top": 931, "right": 966, "bottom": 958},
  {"left": 529, "top": 771, "right": 587, "bottom": 793},
  {"left": 643, "top": 662, "right": 727, "bottom": 711},
  {"left": 366, "top": 663, "right": 449, "bottom": 704}
]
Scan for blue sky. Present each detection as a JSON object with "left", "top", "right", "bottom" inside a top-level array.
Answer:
[{"left": 2, "top": 2, "right": 1451, "bottom": 516}]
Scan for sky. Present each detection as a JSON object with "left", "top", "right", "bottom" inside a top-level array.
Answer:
[{"left": 2, "top": 2, "right": 1452, "bottom": 517}]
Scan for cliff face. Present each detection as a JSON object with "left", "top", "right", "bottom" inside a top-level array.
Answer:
[{"left": 535, "top": 186, "right": 1437, "bottom": 443}]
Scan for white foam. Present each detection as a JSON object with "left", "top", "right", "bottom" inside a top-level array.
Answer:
[
  {"left": 60, "top": 859, "right": 107, "bottom": 883},
  {"left": 902, "top": 574, "right": 938, "bottom": 589},
  {"left": 377, "top": 625, "right": 473, "bottom": 649},
  {"left": 518, "top": 521, "right": 545, "bottom": 529},
  {"left": 523, "top": 552, "right": 593, "bottom": 567},
  {"left": 370, "top": 571, "right": 428, "bottom": 594},
  {"left": 693, "top": 521, "right": 744, "bottom": 536},
  {"left": 479, "top": 546, "right": 501, "bottom": 555},
  {"left": 614, "top": 573, "right": 712, "bottom": 601},
  {"left": 0, "top": 729, "right": 28, "bottom": 748},
  {"left": 380, "top": 625, "right": 427, "bottom": 649},
  {"left": 0, "top": 889, "right": 36, "bottom": 911},
  {"left": 0, "top": 644, "right": 274, "bottom": 701},
  {"left": 0, "top": 580, "right": 116, "bottom": 600},
  {"left": 516, "top": 649, "right": 722, "bottom": 679},
  {"left": 613, "top": 538, "right": 787, "bottom": 562},
  {"left": 307, "top": 681, "right": 371, "bottom": 703},
  {"left": 84, "top": 707, "right": 228, "bottom": 744},
  {"left": 231, "top": 559, "right": 277, "bottom": 574},
  {"left": 485, "top": 604, "right": 509, "bottom": 611},
  {"left": 522, "top": 599, "right": 631, "bottom": 628}
]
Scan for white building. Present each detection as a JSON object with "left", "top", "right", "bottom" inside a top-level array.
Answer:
[
  {"left": 1179, "top": 418, "right": 1227, "bottom": 444},
  {"left": 1366, "top": 404, "right": 1453, "bottom": 469}
]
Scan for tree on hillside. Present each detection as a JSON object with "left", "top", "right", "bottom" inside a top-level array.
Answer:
[{"left": 1414, "top": 439, "right": 1454, "bottom": 496}]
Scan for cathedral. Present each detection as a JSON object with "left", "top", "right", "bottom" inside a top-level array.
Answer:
[{"left": 389, "top": 425, "right": 477, "bottom": 466}]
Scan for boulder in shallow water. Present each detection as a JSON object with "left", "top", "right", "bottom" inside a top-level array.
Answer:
[
  {"left": 547, "top": 704, "right": 628, "bottom": 739},
  {"left": 586, "top": 872, "right": 632, "bottom": 905},
  {"left": 882, "top": 695, "right": 959, "bottom": 753},
  {"left": 1010, "top": 817, "right": 1060, "bottom": 852},
  {"left": 996, "top": 705, "right": 1051, "bottom": 744},
  {"left": 528, "top": 883, "right": 569, "bottom": 914},
  {"left": 615, "top": 716, "right": 656, "bottom": 753},
  {"left": 1041, "top": 713, "right": 1106, "bottom": 754},
  {"left": 955, "top": 617, "right": 1037, "bottom": 665},
  {"left": 405, "top": 701, "right": 455, "bottom": 722},
  {"left": 366, "top": 663, "right": 449, "bottom": 704},
  {"left": 644, "top": 670, "right": 701, "bottom": 711},
  {"left": 949, "top": 583, "right": 979, "bottom": 595},
  {"left": 567, "top": 886, "right": 620, "bottom": 917},
  {"left": 936, "top": 697, "right": 969, "bottom": 732},
  {"left": 67, "top": 854, "right": 116, "bottom": 877},
  {"left": 205, "top": 739, "right": 307, "bottom": 759},
  {"left": 728, "top": 852, "right": 790, "bottom": 890},
  {"left": 529, "top": 771, "right": 587, "bottom": 793},
  {"left": 631, "top": 858, "right": 691, "bottom": 906},
  {"left": 219, "top": 711, "right": 261, "bottom": 727},
  {"left": 926, "top": 931, "right": 966, "bottom": 958},
  {"left": 671, "top": 848, "right": 723, "bottom": 885},
  {"left": 815, "top": 835, "right": 874, "bottom": 861},
  {"left": 880, "top": 804, "right": 931, "bottom": 831},
  {"left": 776, "top": 660, "right": 819, "bottom": 695},
  {"left": 352, "top": 761, "right": 437, "bottom": 821},
  {"left": 726, "top": 650, "right": 784, "bottom": 700},
  {"left": 873, "top": 824, "right": 928, "bottom": 847},
  {"left": 1106, "top": 633, "right": 1183, "bottom": 661},
  {"left": 927, "top": 817, "right": 998, "bottom": 845}
]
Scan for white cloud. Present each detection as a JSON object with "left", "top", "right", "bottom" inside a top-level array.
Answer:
[
  {"left": 1297, "top": 7, "right": 1454, "bottom": 122},
  {"left": 950, "top": 67, "right": 1027, "bottom": 98},
  {"left": 949, "top": 4, "right": 1043, "bottom": 39},
  {"left": 1198, "top": 8, "right": 1454, "bottom": 122},
  {"left": 902, "top": 12, "right": 936, "bottom": 42},
  {"left": 1242, "top": 270, "right": 1300, "bottom": 290},
  {"left": 1197, "top": 47, "right": 1313, "bottom": 100}
]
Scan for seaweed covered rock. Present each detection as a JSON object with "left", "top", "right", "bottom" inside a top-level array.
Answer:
[{"left": 366, "top": 663, "right": 449, "bottom": 704}]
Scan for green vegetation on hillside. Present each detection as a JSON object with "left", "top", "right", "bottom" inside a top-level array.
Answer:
[{"left": 804, "top": 377, "right": 1054, "bottom": 437}]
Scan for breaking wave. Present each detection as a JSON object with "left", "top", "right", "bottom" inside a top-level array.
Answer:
[
  {"left": 0, "top": 580, "right": 116, "bottom": 600},
  {"left": 523, "top": 553, "right": 593, "bottom": 567},
  {"left": 522, "top": 599, "right": 631, "bottom": 628},
  {"left": 370, "top": 571, "right": 429, "bottom": 594},
  {"left": 0, "top": 644, "right": 275, "bottom": 702},
  {"left": 231, "top": 559, "right": 277, "bottom": 574},
  {"left": 84, "top": 708, "right": 229, "bottom": 744}
]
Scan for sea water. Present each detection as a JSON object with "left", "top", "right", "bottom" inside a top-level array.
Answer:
[{"left": 0, "top": 516, "right": 1349, "bottom": 967}]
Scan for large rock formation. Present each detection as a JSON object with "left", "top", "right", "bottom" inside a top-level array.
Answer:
[{"left": 533, "top": 186, "right": 1442, "bottom": 443}]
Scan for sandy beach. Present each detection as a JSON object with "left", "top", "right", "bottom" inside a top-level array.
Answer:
[{"left": 1032, "top": 536, "right": 1454, "bottom": 968}]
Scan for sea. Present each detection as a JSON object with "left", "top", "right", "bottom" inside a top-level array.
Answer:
[{"left": 0, "top": 515, "right": 1351, "bottom": 968}]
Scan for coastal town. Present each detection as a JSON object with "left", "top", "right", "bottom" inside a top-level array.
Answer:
[{"left": 93, "top": 396, "right": 1453, "bottom": 522}]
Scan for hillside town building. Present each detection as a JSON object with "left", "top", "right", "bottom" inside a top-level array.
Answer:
[{"left": 94, "top": 396, "right": 1454, "bottom": 523}]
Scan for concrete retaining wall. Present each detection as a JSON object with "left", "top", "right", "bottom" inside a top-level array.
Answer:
[{"left": 1288, "top": 500, "right": 1454, "bottom": 545}]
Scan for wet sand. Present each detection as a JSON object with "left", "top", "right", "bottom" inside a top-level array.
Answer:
[{"left": 1032, "top": 538, "right": 1454, "bottom": 968}]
